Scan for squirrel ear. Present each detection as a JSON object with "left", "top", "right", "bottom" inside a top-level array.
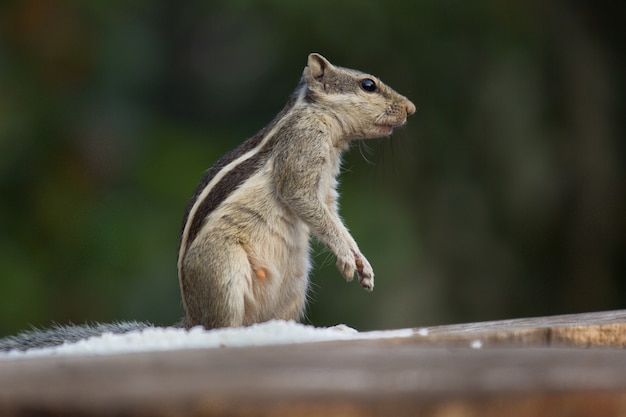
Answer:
[{"left": 306, "top": 53, "right": 334, "bottom": 82}]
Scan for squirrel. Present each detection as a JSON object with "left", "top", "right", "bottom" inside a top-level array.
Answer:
[
  {"left": 0, "top": 53, "right": 415, "bottom": 351},
  {"left": 177, "top": 53, "right": 415, "bottom": 329}
]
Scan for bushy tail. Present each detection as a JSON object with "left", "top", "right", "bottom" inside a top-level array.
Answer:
[{"left": 0, "top": 321, "right": 152, "bottom": 352}]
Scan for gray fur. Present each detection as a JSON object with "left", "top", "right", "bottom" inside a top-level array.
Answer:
[{"left": 0, "top": 321, "right": 152, "bottom": 352}]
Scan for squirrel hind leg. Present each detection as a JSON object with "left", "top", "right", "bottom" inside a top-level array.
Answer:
[{"left": 180, "top": 239, "right": 251, "bottom": 329}]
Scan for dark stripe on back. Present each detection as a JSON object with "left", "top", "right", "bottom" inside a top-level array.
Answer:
[
  {"left": 185, "top": 153, "right": 266, "bottom": 248},
  {"left": 179, "top": 133, "right": 264, "bottom": 234},
  {"left": 178, "top": 80, "right": 303, "bottom": 254}
]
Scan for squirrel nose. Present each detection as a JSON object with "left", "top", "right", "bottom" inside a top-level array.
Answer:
[{"left": 405, "top": 100, "right": 416, "bottom": 116}]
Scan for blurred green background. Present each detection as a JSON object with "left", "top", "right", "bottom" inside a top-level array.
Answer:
[{"left": 0, "top": 1, "right": 623, "bottom": 336}]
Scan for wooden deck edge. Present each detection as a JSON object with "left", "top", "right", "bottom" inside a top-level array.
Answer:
[{"left": 406, "top": 309, "right": 626, "bottom": 348}]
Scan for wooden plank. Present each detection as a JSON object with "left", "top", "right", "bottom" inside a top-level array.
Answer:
[
  {"left": 1, "top": 310, "right": 626, "bottom": 416},
  {"left": 412, "top": 309, "right": 626, "bottom": 348}
]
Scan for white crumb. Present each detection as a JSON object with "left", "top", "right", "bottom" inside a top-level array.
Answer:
[
  {"left": 1, "top": 320, "right": 414, "bottom": 359},
  {"left": 327, "top": 324, "right": 358, "bottom": 334},
  {"left": 417, "top": 328, "right": 429, "bottom": 336},
  {"left": 470, "top": 339, "right": 483, "bottom": 349}
]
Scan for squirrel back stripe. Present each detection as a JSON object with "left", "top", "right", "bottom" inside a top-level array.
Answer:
[
  {"left": 177, "top": 83, "right": 307, "bottom": 272},
  {"left": 184, "top": 150, "right": 265, "bottom": 252}
]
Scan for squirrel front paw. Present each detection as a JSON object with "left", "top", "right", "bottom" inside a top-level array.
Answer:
[
  {"left": 336, "top": 248, "right": 374, "bottom": 291},
  {"left": 353, "top": 250, "right": 374, "bottom": 292}
]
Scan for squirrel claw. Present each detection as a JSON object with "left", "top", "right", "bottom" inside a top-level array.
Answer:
[
  {"left": 359, "top": 275, "right": 374, "bottom": 292},
  {"left": 353, "top": 250, "right": 374, "bottom": 291}
]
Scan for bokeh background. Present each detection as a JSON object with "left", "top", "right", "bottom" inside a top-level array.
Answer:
[{"left": 0, "top": 1, "right": 623, "bottom": 336}]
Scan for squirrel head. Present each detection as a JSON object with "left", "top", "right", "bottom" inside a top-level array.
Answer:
[{"left": 302, "top": 53, "right": 416, "bottom": 140}]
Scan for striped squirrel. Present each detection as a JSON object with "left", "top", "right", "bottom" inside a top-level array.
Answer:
[
  {"left": 178, "top": 53, "right": 415, "bottom": 329},
  {"left": 0, "top": 53, "right": 415, "bottom": 351}
]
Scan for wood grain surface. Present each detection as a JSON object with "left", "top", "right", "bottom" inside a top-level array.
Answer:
[{"left": 1, "top": 310, "right": 626, "bottom": 416}]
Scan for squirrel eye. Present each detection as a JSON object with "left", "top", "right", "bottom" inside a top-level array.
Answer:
[{"left": 360, "top": 78, "right": 377, "bottom": 92}]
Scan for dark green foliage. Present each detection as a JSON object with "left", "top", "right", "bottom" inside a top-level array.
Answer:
[{"left": 0, "top": 1, "right": 623, "bottom": 335}]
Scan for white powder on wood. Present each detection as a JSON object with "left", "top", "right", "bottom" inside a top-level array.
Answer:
[{"left": 2, "top": 320, "right": 414, "bottom": 358}]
